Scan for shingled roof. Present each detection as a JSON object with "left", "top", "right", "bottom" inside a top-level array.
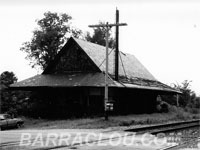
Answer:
[
  {"left": 10, "top": 73, "right": 120, "bottom": 88},
  {"left": 67, "top": 38, "right": 156, "bottom": 80},
  {"left": 10, "top": 37, "right": 180, "bottom": 93}
]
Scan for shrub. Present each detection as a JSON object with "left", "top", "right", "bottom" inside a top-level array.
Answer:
[
  {"left": 168, "top": 105, "right": 191, "bottom": 120},
  {"left": 185, "top": 107, "right": 200, "bottom": 114},
  {"left": 157, "top": 101, "right": 169, "bottom": 113}
]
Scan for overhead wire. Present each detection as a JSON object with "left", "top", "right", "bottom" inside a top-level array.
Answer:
[
  {"left": 119, "top": 52, "right": 127, "bottom": 78},
  {"left": 98, "top": 48, "right": 114, "bottom": 68}
]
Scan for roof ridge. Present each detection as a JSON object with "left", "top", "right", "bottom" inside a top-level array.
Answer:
[
  {"left": 73, "top": 37, "right": 134, "bottom": 57},
  {"left": 73, "top": 37, "right": 156, "bottom": 81}
]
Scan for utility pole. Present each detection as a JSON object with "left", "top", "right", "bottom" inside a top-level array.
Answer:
[
  {"left": 0, "top": 91, "right": 1, "bottom": 113},
  {"left": 115, "top": 9, "right": 119, "bottom": 81},
  {"left": 0, "top": 85, "right": 2, "bottom": 113},
  {"left": 89, "top": 13, "right": 127, "bottom": 120}
]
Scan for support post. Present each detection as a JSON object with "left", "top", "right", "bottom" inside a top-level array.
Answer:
[
  {"left": 89, "top": 13, "right": 127, "bottom": 120},
  {"left": 176, "top": 94, "right": 179, "bottom": 107},
  {"left": 115, "top": 9, "right": 119, "bottom": 81},
  {"left": 104, "top": 22, "right": 109, "bottom": 120},
  {"left": 0, "top": 91, "right": 1, "bottom": 113}
]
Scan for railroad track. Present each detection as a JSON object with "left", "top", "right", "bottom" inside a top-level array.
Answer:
[
  {"left": 1, "top": 119, "right": 199, "bottom": 150},
  {"left": 158, "top": 137, "right": 200, "bottom": 150},
  {"left": 125, "top": 119, "right": 200, "bottom": 134}
]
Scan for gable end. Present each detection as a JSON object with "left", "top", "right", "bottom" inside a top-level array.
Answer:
[{"left": 43, "top": 38, "right": 101, "bottom": 74}]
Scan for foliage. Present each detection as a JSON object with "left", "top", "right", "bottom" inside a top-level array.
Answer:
[
  {"left": 156, "top": 101, "right": 169, "bottom": 113},
  {"left": 161, "top": 80, "right": 200, "bottom": 111},
  {"left": 85, "top": 21, "right": 116, "bottom": 48},
  {"left": 0, "top": 71, "right": 17, "bottom": 114},
  {"left": 0, "top": 71, "right": 17, "bottom": 86},
  {"left": 20, "top": 11, "right": 82, "bottom": 70},
  {"left": 174, "top": 80, "right": 193, "bottom": 107},
  {"left": 168, "top": 105, "right": 192, "bottom": 120},
  {"left": 160, "top": 94, "right": 177, "bottom": 106},
  {"left": 0, "top": 71, "right": 30, "bottom": 116}
]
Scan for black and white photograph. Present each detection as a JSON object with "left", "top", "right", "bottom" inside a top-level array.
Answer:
[{"left": 0, "top": 0, "right": 200, "bottom": 149}]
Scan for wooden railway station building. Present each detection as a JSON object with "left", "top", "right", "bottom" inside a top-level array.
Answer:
[{"left": 10, "top": 37, "right": 180, "bottom": 117}]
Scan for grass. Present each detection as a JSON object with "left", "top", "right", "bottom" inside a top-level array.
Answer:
[{"left": 21, "top": 106, "right": 200, "bottom": 130}]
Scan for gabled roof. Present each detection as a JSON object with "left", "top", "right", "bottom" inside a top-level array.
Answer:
[
  {"left": 72, "top": 38, "right": 156, "bottom": 81},
  {"left": 43, "top": 37, "right": 156, "bottom": 81},
  {"left": 10, "top": 72, "right": 179, "bottom": 93},
  {"left": 10, "top": 73, "right": 120, "bottom": 88},
  {"left": 43, "top": 37, "right": 101, "bottom": 74},
  {"left": 10, "top": 37, "right": 180, "bottom": 93}
]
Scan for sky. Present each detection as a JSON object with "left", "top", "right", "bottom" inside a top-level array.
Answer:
[{"left": 0, "top": 0, "right": 199, "bottom": 95}]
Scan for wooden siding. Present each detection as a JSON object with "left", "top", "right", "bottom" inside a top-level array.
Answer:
[{"left": 50, "top": 44, "right": 99, "bottom": 74}]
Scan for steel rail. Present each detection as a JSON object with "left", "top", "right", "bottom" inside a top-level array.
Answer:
[
  {"left": 158, "top": 137, "right": 200, "bottom": 150},
  {"left": 1, "top": 119, "right": 199, "bottom": 150},
  {"left": 125, "top": 119, "right": 200, "bottom": 134}
]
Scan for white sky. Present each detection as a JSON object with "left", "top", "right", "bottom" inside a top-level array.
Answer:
[{"left": 0, "top": 0, "right": 199, "bottom": 95}]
